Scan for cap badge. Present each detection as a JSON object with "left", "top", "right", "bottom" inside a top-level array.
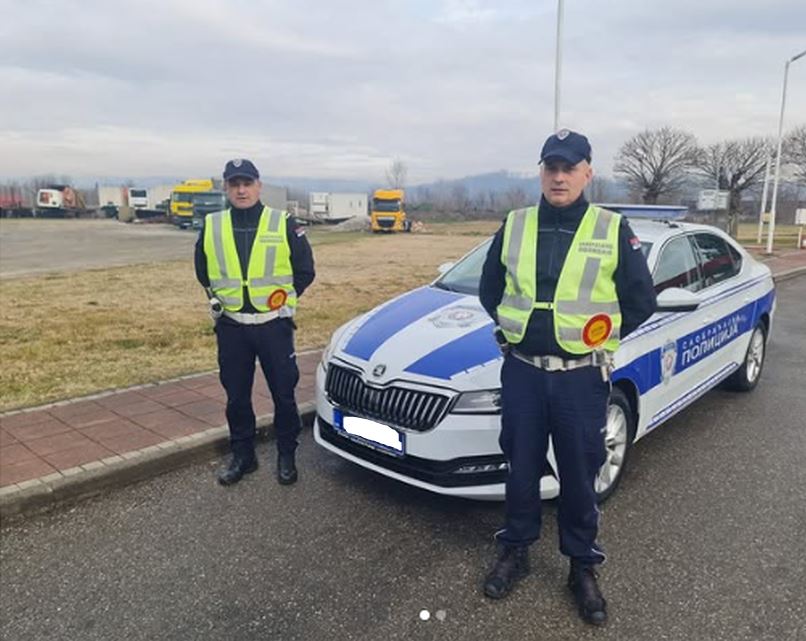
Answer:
[
  {"left": 233, "top": 159, "right": 243, "bottom": 167},
  {"left": 556, "top": 128, "right": 570, "bottom": 140}
]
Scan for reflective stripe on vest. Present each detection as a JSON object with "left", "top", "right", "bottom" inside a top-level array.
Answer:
[
  {"left": 203, "top": 207, "right": 297, "bottom": 314},
  {"left": 497, "top": 205, "right": 622, "bottom": 354}
]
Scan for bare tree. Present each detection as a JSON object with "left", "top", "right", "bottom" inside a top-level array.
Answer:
[
  {"left": 695, "top": 137, "right": 773, "bottom": 238},
  {"left": 783, "top": 124, "right": 806, "bottom": 185},
  {"left": 503, "top": 186, "right": 527, "bottom": 211},
  {"left": 613, "top": 127, "right": 698, "bottom": 204},
  {"left": 385, "top": 158, "right": 408, "bottom": 189},
  {"left": 450, "top": 183, "right": 470, "bottom": 212}
]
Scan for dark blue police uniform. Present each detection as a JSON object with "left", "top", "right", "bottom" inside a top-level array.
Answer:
[
  {"left": 195, "top": 194, "right": 315, "bottom": 483},
  {"left": 477, "top": 130, "right": 657, "bottom": 624},
  {"left": 480, "top": 194, "right": 656, "bottom": 560}
]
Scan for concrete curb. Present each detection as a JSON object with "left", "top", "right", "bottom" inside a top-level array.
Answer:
[
  {"left": 0, "top": 402, "right": 316, "bottom": 521},
  {"left": 772, "top": 265, "right": 806, "bottom": 283}
]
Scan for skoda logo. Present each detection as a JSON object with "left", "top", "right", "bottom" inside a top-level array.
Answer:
[{"left": 372, "top": 364, "right": 386, "bottom": 378}]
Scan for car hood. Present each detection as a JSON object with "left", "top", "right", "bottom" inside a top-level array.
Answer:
[{"left": 330, "top": 286, "right": 502, "bottom": 391}]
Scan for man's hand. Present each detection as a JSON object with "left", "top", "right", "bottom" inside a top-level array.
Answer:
[{"left": 494, "top": 326, "right": 510, "bottom": 355}]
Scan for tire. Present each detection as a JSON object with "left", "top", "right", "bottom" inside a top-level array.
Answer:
[
  {"left": 595, "top": 387, "right": 636, "bottom": 503},
  {"left": 725, "top": 323, "right": 766, "bottom": 392}
]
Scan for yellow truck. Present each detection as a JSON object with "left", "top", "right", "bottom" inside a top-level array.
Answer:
[
  {"left": 370, "top": 188, "right": 409, "bottom": 232},
  {"left": 170, "top": 179, "right": 224, "bottom": 228}
]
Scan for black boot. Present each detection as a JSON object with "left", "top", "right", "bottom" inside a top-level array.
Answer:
[
  {"left": 568, "top": 561, "right": 607, "bottom": 625},
  {"left": 483, "top": 544, "right": 530, "bottom": 599},
  {"left": 277, "top": 452, "right": 298, "bottom": 485},
  {"left": 217, "top": 455, "right": 258, "bottom": 486}
]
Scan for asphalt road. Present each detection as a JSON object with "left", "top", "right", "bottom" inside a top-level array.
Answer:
[
  {"left": 0, "top": 219, "right": 195, "bottom": 278},
  {"left": 2, "top": 278, "right": 805, "bottom": 641}
]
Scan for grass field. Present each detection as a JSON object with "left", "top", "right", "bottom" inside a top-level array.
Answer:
[{"left": 0, "top": 222, "right": 498, "bottom": 411}]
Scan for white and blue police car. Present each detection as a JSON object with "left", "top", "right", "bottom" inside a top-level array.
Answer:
[{"left": 314, "top": 206, "right": 775, "bottom": 501}]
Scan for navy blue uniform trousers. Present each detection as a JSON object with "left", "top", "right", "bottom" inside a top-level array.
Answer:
[
  {"left": 497, "top": 353, "right": 609, "bottom": 566},
  {"left": 215, "top": 318, "right": 301, "bottom": 459}
]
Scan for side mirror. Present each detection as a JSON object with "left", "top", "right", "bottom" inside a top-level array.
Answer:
[
  {"left": 437, "top": 262, "right": 454, "bottom": 275},
  {"left": 656, "top": 287, "right": 700, "bottom": 312}
]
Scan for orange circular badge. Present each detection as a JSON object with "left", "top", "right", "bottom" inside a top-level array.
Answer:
[
  {"left": 267, "top": 289, "right": 288, "bottom": 311},
  {"left": 582, "top": 314, "right": 613, "bottom": 347}
]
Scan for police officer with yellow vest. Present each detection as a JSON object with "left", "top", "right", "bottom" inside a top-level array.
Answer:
[
  {"left": 195, "top": 159, "right": 315, "bottom": 486},
  {"left": 478, "top": 130, "right": 656, "bottom": 625}
]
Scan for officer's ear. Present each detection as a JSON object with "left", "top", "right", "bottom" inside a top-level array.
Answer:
[{"left": 582, "top": 162, "right": 593, "bottom": 185}]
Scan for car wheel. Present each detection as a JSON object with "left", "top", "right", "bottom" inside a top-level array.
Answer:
[
  {"left": 595, "top": 387, "right": 635, "bottom": 503},
  {"left": 726, "top": 323, "right": 766, "bottom": 392}
]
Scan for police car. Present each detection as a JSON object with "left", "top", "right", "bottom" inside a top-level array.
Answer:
[{"left": 314, "top": 207, "right": 775, "bottom": 501}]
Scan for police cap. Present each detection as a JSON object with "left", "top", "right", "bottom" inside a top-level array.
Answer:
[
  {"left": 540, "top": 129, "right": 592, "bottom": 165},
  {"left": 223, "top": 158, "right": 260, "bottom": 181}
]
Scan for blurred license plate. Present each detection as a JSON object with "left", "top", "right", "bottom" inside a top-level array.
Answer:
[{"left": 333, "top": 409, "right": 405, "bottom": 457}]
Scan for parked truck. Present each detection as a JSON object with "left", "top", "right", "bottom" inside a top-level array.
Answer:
[
  {"left": 0, "top": 185, "right": 34, "bottom": 217},
  {"left": 170, "top": 179, "right": 216, "bottom": 228},
  {"left": 35, "top": 185, "right": 88, "bottom": 217},
  {"left": 370, "top": 188, "right": 408, "bottom": 232}
]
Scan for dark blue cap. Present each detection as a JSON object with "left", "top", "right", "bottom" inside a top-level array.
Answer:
[
  {"left": 540, "top": 129, "right": 592, "bottom": 165},
  {"left": 223, "top": 158, "right": 260, "bottom": 181}
]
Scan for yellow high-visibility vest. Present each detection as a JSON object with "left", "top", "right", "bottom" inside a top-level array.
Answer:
[
  {"left": 203, "top": 207, "right": 297, "bottom": 315},
  {"left": 497, "top": 204, "right": 622, "bottom": 354}
]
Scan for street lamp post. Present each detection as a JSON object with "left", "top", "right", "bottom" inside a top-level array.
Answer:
[
  {"left": 766, "top": 48, "right": 806, "bottom": 255},
  {"left": 757, "top": 155, "right": 771, "bottom": 245},
  {"left": 553, "top": 0, "right": 564, "bottom": 131}
]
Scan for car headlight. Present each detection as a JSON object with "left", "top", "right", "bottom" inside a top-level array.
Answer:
[{"left": 451, "top": 389, "right": 502, "bottom": 414}]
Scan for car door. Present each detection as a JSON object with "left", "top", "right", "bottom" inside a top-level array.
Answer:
[
  {"left": 686, "top": 232, "right": 747, "bottom": 378},
  {"left": 645, "top": 234, "right": 709, "bottom": 428}
]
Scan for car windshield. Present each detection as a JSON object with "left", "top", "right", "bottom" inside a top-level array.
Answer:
[
  {"left": 434, "top": 239, "right": 492, "bottom": 295},
  {"left": 435, "top": 238, "right": 653, "bottom": 295}
]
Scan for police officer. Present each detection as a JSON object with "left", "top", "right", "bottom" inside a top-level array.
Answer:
[
  {"left": 195, "top": 159, "right": 315, "bottom": 486},
  {"left": 478, "top": 130, "right": 656, "bottom": 625}
]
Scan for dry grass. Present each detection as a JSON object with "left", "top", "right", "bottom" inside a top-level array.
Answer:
[{"left": 0, "top": 223, "right": 495, "bottom": 411}]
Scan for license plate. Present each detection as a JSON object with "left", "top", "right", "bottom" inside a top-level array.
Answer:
[{"left": 333, "top": 409, "right": 405, "bottom": 457}]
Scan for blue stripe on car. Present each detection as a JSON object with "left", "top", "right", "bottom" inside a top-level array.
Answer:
[
  {"left": 404, "top": 322, "right": 499, "bottom": 379},
  {"left": 343, "top": 287, "right": 461, "bottom": 361},
  {"left": 613, "top": 289, "right": 774, "bottom": 398}
]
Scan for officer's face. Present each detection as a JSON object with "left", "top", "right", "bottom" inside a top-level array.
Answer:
[
  {"left": 540, "top": 159, "right": 593, "bottom": 208},
  {"left": 226, "top": 177, "right": 261, "bottom": 209}
]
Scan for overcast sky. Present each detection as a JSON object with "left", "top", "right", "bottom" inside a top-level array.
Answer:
[{"left": 1, "top": 0, "right": 805, "bottom": 183}]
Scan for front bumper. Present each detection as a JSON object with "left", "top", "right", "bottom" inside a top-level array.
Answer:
[{"left": 314, "top": 362, "right": 560, "bottom": 501}]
